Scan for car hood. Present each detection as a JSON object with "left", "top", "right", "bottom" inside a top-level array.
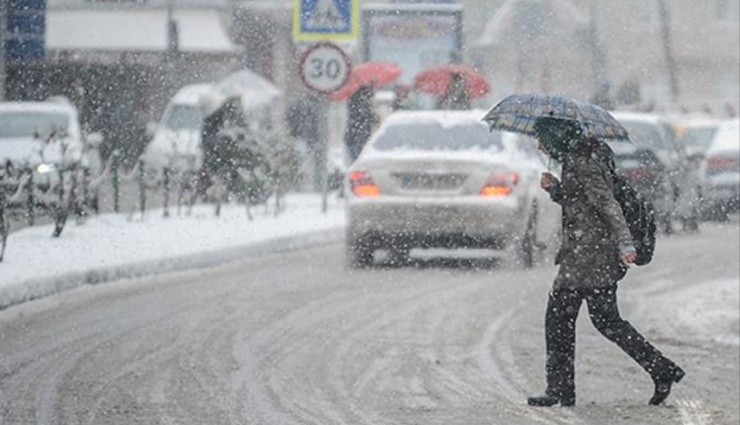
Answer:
[
  {"left": 141, "top": 129, "right": 202, "bottom": 170},
  {"left": 146, "top": 129, "right": 201, "bottom": 156}
]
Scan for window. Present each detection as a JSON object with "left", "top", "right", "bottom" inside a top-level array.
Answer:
[
  {"left": 370, "top": 122, "right": 503, "bottom": 152},
  {"left": 621, "top": 121, "right": 668, "bottom": 152},
  {"left": 165, "top": 105, "right": 202, "bottom": 131},
  {"left": 631, "top": 0, "right": 661, "bottom": 29},
  {"left": 0, "top": 112, "right": 70, "bottom": 139},
  {"left": 713, "top": 0, "right": 740, "bottom": 22}
]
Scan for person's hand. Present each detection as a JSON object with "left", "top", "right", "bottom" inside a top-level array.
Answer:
[
  {"left": 540, "top": 172, "right": 558, "bottom": 191},
  {"left": 621, "top": 251, "right": 637, "bottom": 268}
]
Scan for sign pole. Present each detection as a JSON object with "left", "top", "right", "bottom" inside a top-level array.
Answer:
[
  {"left": 318, "top": 98, "right": 329, "bottom": 213},
  {"left": 294, "top": 0, "right": 358, "bottom": 213},
  {"left": 298, "top": 43, "right": 351, "bottom": 214},
  {"left": 0, "top": 0, "right": 6, "bottom": 101}
]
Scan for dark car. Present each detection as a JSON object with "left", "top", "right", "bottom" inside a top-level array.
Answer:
[{"left": 610, "top": 112, "right": 690, "bottom": 233}]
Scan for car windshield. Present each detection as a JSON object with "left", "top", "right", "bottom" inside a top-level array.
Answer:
[
  {"left": 371, "top": 122, "right": 503, "bottom": 152},
  {"left": 165, "top": 105, "right": 202, "bottom": 131},
  {"left": 622, "top": 121, "right": 667, "bottom": 151},
  {"left": 0, "top": 111, "right": 70, "bottom": 139},
  {"left": 679, "top": 127, "right": 718, "bottom": 152}
]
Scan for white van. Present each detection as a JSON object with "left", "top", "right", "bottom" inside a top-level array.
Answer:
[
  {"left": 141, "top": 73, "right": 283, "bottom": 177},
  {"left": 0, "top": 100, "right": 87, "bottom": 185},
  {"left": 141, "top": 83, "right": 213, "bottom": 174}
]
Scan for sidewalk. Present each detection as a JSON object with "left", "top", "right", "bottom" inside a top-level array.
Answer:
[{"left": 0, "top": 194, "right": 346, "bottom": 309}]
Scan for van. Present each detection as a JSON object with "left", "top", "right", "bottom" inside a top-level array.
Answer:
[
  {"left": 140, "top": 83, "right": 213, "bottom": 174},
  {"left": 0, "top": 99, "right": 88, "bottom": 186}
]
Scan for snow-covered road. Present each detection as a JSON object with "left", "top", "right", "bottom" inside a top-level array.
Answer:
[{"left": 0, "top": 221, "right": 738, "bottom": 424}]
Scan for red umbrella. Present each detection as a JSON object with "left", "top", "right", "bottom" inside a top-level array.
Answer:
[
  {"left": 329, "top": 62, "right": 402, "bottom": 102},
  {"left": 414, "top": 64, "right": 490, "bottom": 99}
]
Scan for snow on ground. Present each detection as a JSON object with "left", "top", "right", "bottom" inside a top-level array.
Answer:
[
  {"left": 0, "top": 193, "right": 345, "bottom": 309},
  {"left": 637, "top": 278, "right": 740, "bottom": 347}
]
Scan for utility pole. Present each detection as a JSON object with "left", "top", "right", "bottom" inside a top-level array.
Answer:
[
  {"left": 165, "top": 0, "right": 179, "bottom": 95},
  {"left": 657, "top": 0, "right": 680, "bottom": 103},
  {"left": 589, "top": 0, "right": 609, "bottom": 93},
  {"left": 0, "top": 0, "right": 7, "bottom": 101}
]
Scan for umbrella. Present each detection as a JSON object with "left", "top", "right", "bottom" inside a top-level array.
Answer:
[
  {"left": 329, "top": 62, "right": 402, "bottom": 102},
  {"left": 414, "top": 64, "right": 490, "bottom": 99},
  {"left": 481, "top": 94, "right": 630, "bottom": 141}
]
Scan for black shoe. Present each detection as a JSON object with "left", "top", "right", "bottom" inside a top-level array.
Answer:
[
  {"left": 528, "top": 393, "right": 575, "bottom": 407},
  {"left": 649, "top": 368, "right": 685, "bottom": 405}
]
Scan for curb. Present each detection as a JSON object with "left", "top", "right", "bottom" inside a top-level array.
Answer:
[{"left": 0, "top": 227, "right": 344, "bottom": 310}]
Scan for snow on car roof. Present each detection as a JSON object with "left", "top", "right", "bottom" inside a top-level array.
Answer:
[
  {"left": 0, "top": 101, "right": 77, "bottom": 115},
  {"left": 361, "top": 109, "right": 526, "bottom": 162},
  {"left": 708, "top": 119, "right": 740, "bottom": 154},
  {"left": 171, "top": 84, "right": 214, "bottom": 105},
  {"left": 381, "top": 109, "right": 490, "bottom": 128},
  {"left": 611, "top": 111, "right": 667, "bottom": 124},
  {"left": 677, "top": 117, "right": 724, "bottom": 128}
]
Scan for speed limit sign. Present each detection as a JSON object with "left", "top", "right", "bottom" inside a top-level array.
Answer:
[{"left": 299, "top": 43, "right": 352, "bottom": 95}]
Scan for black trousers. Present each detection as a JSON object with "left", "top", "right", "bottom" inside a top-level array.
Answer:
[{"left": 545, "top": 285, "right": 678, "bottom": 398}]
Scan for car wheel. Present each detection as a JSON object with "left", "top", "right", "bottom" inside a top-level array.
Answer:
[{"left": 347, "top": 241, "right": 373, "bottom": 269}]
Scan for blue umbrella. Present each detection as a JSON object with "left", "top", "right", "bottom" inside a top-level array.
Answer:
[{"left": 482, "top": 94, "right": 630, "bottom": 141}]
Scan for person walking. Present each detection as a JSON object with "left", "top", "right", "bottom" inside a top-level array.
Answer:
[
  {"left": 436, "top": 72, "right": 471, "bottom": 110},
  {"left": 344, "top": 85, "right": 378, "bottom": 162},
  {"left": 527, "top": 117, "right": 685, "bottom": 407}
]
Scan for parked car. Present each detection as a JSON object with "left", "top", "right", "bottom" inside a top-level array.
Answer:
[
  {"left": 0, "top": 99, "right": 90, "bottom": 187},
  {"left": 671, "top": 117, "right": 724, "bottom": 228},
  {"left": 675, "top": 117, "right": 723, "bottom": 157},
  {"left": 140, "top": 83, "right": 212, "bottom": 176},
  {"left": 610, "top": 112, "right": 692, "bottom": 232},
  {"left": 344, "top": 110, "right": 558, "bottom": 268},
  {"left": 699, "top": 119, "right": 740, "bottom": 220}
]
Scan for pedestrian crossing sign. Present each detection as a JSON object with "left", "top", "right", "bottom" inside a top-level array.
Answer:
[{"left": 293, "top": 0, "right": 359, "bottom": 42}]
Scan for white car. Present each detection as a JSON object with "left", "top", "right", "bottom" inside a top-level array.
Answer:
[
  {"left": 0, "top": 100, "right": 88, "bottom": 186},
  {"left": 345, "top": 110, "right": 558, "bottom": 267},
  {"left": 700, "top": 119, "right": 740, "bottom": 219},
  {"left": 141, "top": 83, "right": 212, "bottom": 175},
  {"left": 675, "top": 117, "right": 723, "bottom": 158}
]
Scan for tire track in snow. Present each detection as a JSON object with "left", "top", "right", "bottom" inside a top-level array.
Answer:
[{"left": 477, "top": 308, "right": 586, "bottom": 425}]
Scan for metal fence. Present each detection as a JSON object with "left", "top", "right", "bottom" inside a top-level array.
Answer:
[{"left": 0, "top": 148, "right": 303, "bottom": 262}]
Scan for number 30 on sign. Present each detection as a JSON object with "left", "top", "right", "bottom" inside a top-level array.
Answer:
[{"left": 299, "top": 43, "right": 352, "bottom": 95}]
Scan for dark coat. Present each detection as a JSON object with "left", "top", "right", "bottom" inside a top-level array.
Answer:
[
  {"left": 345, "top": 87, "right": 378, "bottom": 161},
  {"left": 549, "top": 140, "right": 633, "bottom": 289}
]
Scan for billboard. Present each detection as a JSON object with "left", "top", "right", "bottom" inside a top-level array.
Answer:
[
  {"left": 5, "top": 0, "right": 46, "bottom": 60},
  {"left": 362, "top": 4, "right": 462, "bottom": 85}
]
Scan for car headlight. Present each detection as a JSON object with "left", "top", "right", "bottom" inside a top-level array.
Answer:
[{"left": 36, "top": 163, "right": 57, "bottom": 174}]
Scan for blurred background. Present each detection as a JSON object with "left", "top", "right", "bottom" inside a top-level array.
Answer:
[{"left": 1, "top": 0, "right": 737, "bottom": 164}]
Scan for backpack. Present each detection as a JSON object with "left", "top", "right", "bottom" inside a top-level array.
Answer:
[{"left": 610, "top": 173, "right": 656, "bottom": 266}]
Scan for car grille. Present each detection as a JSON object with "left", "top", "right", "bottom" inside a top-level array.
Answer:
[{"left": 392, "top": 172, "right": 469, "bottom": 190}]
